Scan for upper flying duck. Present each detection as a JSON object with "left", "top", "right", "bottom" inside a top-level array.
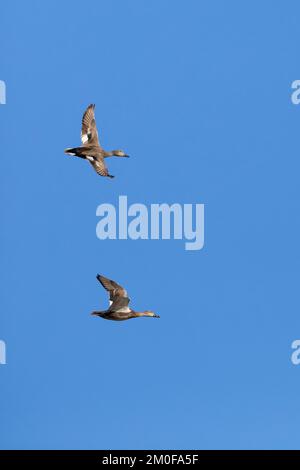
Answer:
[
  {"left": 65, "top": 104, "right": 129, "bottom": 178},
  {"left": 91, "top": 274, "right": 160, "bottom": 321}
]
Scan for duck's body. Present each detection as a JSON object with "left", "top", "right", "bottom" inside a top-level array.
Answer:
[
  {"left": 65, "top": 104, "right": 129, "bottom": 178},
  {"left": 91, "top": 274, "right": 160, "bottom": 321},
  {"left": 96, "top": 309, "right": 141, "bottom": 322}
]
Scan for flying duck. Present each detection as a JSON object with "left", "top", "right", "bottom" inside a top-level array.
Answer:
[
  {"left": 91, "top": 274, "right": 160, "bottom": 321},
  {"left": 65, "top": 104, "right": 129, "bottom": 178}
]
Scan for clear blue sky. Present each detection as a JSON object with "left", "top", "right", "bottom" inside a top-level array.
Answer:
[{"left": 1, "top": 0, "right": 300, "bottom": 450}]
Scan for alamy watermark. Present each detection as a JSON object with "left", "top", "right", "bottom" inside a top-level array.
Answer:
[
  {"left": 0, "top": 340, "right": 6, "bottom": 365},
  {"left": 0, "top": 80, "right": 6, "bottom": 104},
  {"left": 291, "top": 80, "right": 300, "bottom": 104},
  {"left": 290, "top": 86, "right": 300, "bottom": 365},
  {"left": 0, "top": 79, "right": 6, "bottom": 363},
  {"left": 96, "top": 196, "right": 204, "bottom": 251},
  {"left": 291, "top": 340, "right": 300, "bottom": 365},
  {"left": 0, "top": 80, "right": 6, "bottom": 362}
]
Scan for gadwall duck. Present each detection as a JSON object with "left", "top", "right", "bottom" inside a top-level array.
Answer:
[
  {"left": 65, "top": 104, "right": 129, "bottom": 178},
  {"left": 91, "top": 274, "right": 160, "bottom": 321}
]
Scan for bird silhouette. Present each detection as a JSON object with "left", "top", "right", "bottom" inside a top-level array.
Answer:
[
  {"left": 65, "top": 104, "right": 129, "bottom": 178},
  {"left": 91, "top": 274, "right": 160, "bottom": 321}
]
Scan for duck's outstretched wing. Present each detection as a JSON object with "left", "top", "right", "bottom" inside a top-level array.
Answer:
[
  {"left": 81, "top": 104, "right": 101, "bottom": 146},
  {"left": 89, "top": 158, "right": 113, "bottom": 178},
  {"left": 109, "top": 296, "right": 130, "bottom": 313},
  {"left": 97, "top": 274, "right": 130, "bottom": 312},
  {"left": 96, "top": 274, "right": 129, "bottom": 307}
]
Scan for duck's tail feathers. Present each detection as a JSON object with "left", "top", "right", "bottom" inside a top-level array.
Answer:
[{"left": 64, "top": 147, "right": 86, "bottom": 159}]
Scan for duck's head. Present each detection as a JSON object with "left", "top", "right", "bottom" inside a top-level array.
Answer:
[
  {"left": 145, "top": 310, "right": 160, "bottom": 318},
  {"left": 113, "top": 149, "right": 130, "bottom": 158}
]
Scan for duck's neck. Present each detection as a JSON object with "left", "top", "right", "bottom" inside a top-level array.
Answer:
[
  {"left": 133, "top": 311, "right": 156, "bottom": 318},
  {"left": 103, "top": 150, "right": 117, "bottom": 157}
]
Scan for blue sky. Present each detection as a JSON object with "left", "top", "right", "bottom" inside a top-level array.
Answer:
[{"left": 1, "top": 0, "right": 300, "bottom": 450}]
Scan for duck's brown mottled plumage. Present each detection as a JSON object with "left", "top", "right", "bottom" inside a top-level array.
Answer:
[
  {"left": 65, "top": 104, "right": 129, "bottom": 178},
  {"left": 91, "top": 274, "right": 160, "bottom": 321}
]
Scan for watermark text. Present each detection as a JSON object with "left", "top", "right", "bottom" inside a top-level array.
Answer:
[
  {"left": 0, "top": 80, "right": 6, "bottom": 104},
  {"left": 291, "top": 340, "right": 300, "bottom": 365},
  {"left": 0, "top": 340, "right": 6, "bottom": 365},
  {"left": 96, "top": 196, "right": 204, "bottom": 251}
]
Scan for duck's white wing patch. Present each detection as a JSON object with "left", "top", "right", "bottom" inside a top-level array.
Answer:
[
  {"left": 81, "top": 132, "right": 89, "bottom": 144},
  {"left": 81, "top": 104, "right": 100, "bottom": 146},
  {"left": 110, "top": 296, "right": 130, "bottom": 312},
  {"left": 117, "top": 306, "right": 131, "bottom": 313}
]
